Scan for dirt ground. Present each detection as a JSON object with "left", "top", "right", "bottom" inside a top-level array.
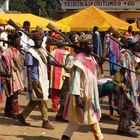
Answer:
[
  {"left": 0, "top": 62, "right": 140, "bottom": 140},
  {"left": 0, "top": 93, "right": 140, "bottom": 140}
]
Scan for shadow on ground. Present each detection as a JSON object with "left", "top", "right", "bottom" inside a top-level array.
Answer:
[
  {"left": 17, "top": 135, "right": 59, "bottom": 140},
  {"left": 100, "top": 113, "right": 119, "bottom": 126},
  {"left": 75, "top": 125, "right": 117, "bottom": 136},
  {"left": 101, "top": 127, "right": 117, "bottom": 135},
  {"left": 76, "top": 125, "right": 91, "bottom": 133},
  {"left": 1, "top": 134, "right": 59, "bottom": 140},
  {"left": 0, "top": 114, "right": 19, "bottom": 126}
]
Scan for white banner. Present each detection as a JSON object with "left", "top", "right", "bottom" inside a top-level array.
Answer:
[{"left": 59, "top": 0, "right": 140, "bottom": 10}]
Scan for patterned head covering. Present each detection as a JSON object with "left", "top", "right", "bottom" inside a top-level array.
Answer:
[
  {"left": 31, "top": 31, "right": 44, "bottom": 40},
  {"left": 78, "top": 34, "right": 92, "bottom": 43}
]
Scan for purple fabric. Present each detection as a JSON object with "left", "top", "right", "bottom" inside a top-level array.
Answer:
[{"left": 26, "top": 53, "right": 39, "bottom": 81}]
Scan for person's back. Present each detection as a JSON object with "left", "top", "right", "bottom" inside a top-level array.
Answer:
[
  {"left": 50, "top": 47, "right": 69, "bottom": 112},
  {"left": 92, "top": 26, "right": 103, "bottom": 56}
]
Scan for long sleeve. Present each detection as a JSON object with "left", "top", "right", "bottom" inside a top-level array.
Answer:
[{"left": 69, "top": 67, "right": 82, "bottom": 96}]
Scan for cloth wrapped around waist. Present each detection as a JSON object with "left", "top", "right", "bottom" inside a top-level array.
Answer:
[{"left": 98, "top": 81, "right": 113, "bottom": 98}]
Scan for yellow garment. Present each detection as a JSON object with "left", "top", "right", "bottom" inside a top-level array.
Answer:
[
  {"left": 90, "top": 123, "right": 104, "bottom": 140},
  {"left": 63, "top": 122, "right": 104, "bottom": 140}
]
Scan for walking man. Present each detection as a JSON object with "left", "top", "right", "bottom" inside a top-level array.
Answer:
[
  {"left": 18, "top": 31, "right": 54, "bottom": 129},
  {"left": 61, "top": 35, "right": 104, "bottom": 140}
]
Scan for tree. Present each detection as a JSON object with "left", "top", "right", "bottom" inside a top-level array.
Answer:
[
  {"left": 27, "top": 0, "right": 47, "bottom": 17},
  {"left": 46, "top": 0, "right": 61, "bottom": 18},
  {"left": 9, "top": 0, "right": 31, "bottom": 13},
  {"left": 8, "top": 0, "right": 61, "bottom": 19},
  {"left": 26, "top": 0, "right": 61, "bottom": 18},
  {"left": 0, "top": 0, "right": 6, "bottom": 5}
]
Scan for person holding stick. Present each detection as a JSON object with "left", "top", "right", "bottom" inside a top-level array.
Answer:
[
  {"left": 55, "top": 40, "right": 80, "bottom": 122},
  {"left": 113, "top": 39, "right": 140, "bottom": 137},
  {"left": 61, "top": 35, "right": 104, "bottom": 140},
  {"left": 49, "top": 38, "right": 70, "bottom": 113},
  {"left": 17, "top": 31, "right": 54, "bottom": 129},
  {"left": 1, "top": 32, "right": 24, "bottom": 119}
]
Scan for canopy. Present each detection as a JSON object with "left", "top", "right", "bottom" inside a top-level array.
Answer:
[
  {"left": 0, "top": 13, "right": 70, "bottom": 32},
  {"left": 57, "top": 6, "right": 130, "bottom": 32},
  {"left": 130, "top": 22, "right": 139, "bottom": 32}
]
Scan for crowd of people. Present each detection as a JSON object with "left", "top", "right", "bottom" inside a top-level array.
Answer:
[{"left": 0, "top": 20, "right": 140, "bottom": 140}]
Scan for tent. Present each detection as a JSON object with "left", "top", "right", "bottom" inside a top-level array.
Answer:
[
  {"left": 0, "top": 13, "right": 70, "bottom": 32},
  {"left": 57, "top": 6, "right": 131, "bottom": 32},
  {"left": 131, "top": 22, "right": 139, "bottom": 32}
]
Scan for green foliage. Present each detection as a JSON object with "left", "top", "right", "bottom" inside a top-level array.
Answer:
[
  {"left": 27, "top": 0, "right": 47, "bottom": 17},
  {"left": 46, "top": 0, "right": 61, "bottom": 18},
  {"left": 9, "top": 0, "right": 31, "bottom": 12},
  {"left": 0, "top": 0, "right": 5, "bottom": 5},
  {"left": 8, "top": 0, "right": 61, "bottom": 18}
]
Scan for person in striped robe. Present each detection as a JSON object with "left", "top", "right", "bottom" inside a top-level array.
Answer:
[
  {"left": 50, "top": 44, "right": 70, "bottom": 112},
  {"left": 61, "top": 35, "right": 104, "bottom": 140},
  {"left": 1, "top": 32, "right": 24, "bottom": 119}
]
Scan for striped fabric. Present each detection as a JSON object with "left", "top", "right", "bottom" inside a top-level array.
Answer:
[
  {"left": 1, "top": 47, "right": 24, "bottom": 96},
  {"left": 64, "top": 53, "right": 101, "bottom": 125},
  {"left": 50, "top": 48, "right": 69, "bottom": 89}
]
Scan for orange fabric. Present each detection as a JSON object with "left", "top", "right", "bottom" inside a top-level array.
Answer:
[
  {"left": 125, "top": 32, "right": 133, "bottom": 39},
  {"left": 51, "top": 88, "right": 60, "bottom": 112},
  {"left": 51, "top": 32, "right": 59, "bottom": 39}
]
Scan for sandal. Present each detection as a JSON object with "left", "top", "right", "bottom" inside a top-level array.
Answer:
[{"left": 42, "top": 120, "right": 54, "bottom": 130}]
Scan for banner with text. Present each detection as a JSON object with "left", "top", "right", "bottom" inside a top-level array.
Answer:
[{"left": 59, "top": 0, "right": 140, "bottom": 10}]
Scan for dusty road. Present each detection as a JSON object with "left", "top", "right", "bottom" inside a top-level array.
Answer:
[
  {"left": 0, "top": 92, "right": 140, "bottom": 140},
  {"left": 0, "top": 62, "right": 140, "bottom": 140}
]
